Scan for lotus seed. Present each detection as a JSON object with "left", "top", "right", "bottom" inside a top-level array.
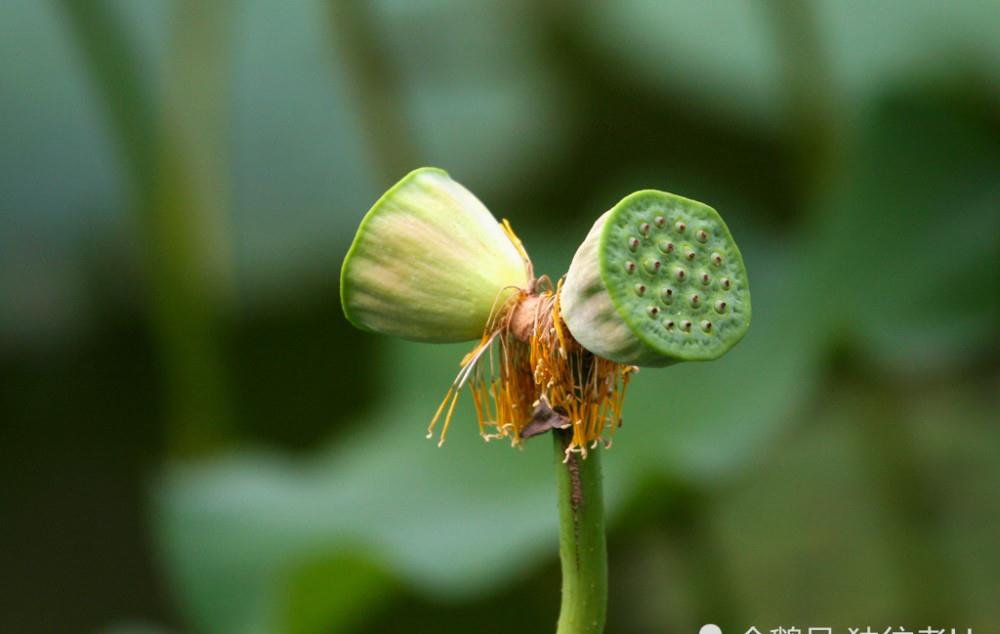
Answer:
[
  {"left": 700, "top": 320, "right": 713, "bottom": 332},
  {"left": 675, "top": 267, "right": 686, "bottom": 281},
  {"left": 639, "top": 223, "right": 650, "bottom": 236},
  {"left": 648, "top": 306, "right": 660, "bottom": 317},
  {"left": 681, "top": 320, "right": 692, "bottom": 332},
  {"left": 675, "top": 221, "right": 686, "bottom": 233},
  {"left": 711, "top": 252, "right": 723, "bottom": 266},
  {"left": 721, "top": 277, "right": 731, "bottom": 289},
  {"left": 685, "top": 249, "right": 696, "bottom": 261},
  {"left": 690, "top": 294, "right": 700, "bottom": 307},
  {"left": 696, "top": 229, "right": 708, "bottom": 242},
  {"left": 664, "top": 319, "right": 675, "bottom": 330},
  {"left": 625, "top": 261, "right": 636, "bottom": 274},
  {"left": 660, "top": 287, "right": 674, "bottom": 303},
  {"left": 658, "top": 241, "right": 675, "bottom": 254},
  {"left": 628, "top": 237, "right": 640, "bottom": 251},
  {"left": 701, "top": 272, "right": 711, "bottom": 285},
  {"left": 654, "top": 216, "right": 666, "bottom": 228},
  {"left": 714, "top": 300, "right": 727, "bottom": 313},
  {"left": 644, "top": 259, "right": 661, "bottom": 273},
  {"left": 634, "top": 284, "right": 646, "bottom": 296}
]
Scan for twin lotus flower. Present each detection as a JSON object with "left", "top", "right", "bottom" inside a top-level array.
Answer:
[{"left": 341, "top": 168, "right": 751, "bottom": 457}]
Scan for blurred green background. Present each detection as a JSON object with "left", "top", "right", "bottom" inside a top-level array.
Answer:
[{"left": 2, "top": 1, "right": 998, "bottom": 632}]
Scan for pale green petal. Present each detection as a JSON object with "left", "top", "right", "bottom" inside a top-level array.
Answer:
[
  {"left": 341, "top": 168, "right": 530, "bottom": 342},
  {"left": 560, "top": 212, "right": 659, "bottom": 365}
]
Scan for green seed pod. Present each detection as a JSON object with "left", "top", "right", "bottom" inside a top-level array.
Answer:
[
  {"left": 341, "top": 167, "right": 530, "bottom": 342},
  {"left": 560, "top": 190, "right": 751, "bottom": 366}
]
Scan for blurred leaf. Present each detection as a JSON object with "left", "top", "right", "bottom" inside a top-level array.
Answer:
[
  {"left": 283, "top": 553, "right": 393, "bottom": 634},
  {"left": 0, "top": 0, "right": 126, "bottom": 345},
  {"left": 368, "top": 0, "right": 571, "bottom": 196},
  {"left": 157, "top": 339, "right": 600, "bottom": 632},
  {"left": 578, "top": 0, "right": 1000, "bottom": 127},
  {"left": 709, "top": 379, "right": 1000, "bottom": 629},
  {"left": 807, "top": 96, "right": 1000, "bottom": 370},
  {"left": 580, "top": 0, "right": 781, "bottom": 126}
]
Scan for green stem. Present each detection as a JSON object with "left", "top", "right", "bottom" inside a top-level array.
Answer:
[
  {"left": 325, "top": 0, "right": 419, "bottom": 183},
  {"left": 852, "top": 381, "right": 963, "bottom": 624},
  {"left": 553, "top": 430, "right": 608, "bottom": 634},
  {"left": 760, "top": 0, "right": 843, "bottom": 199},
  {"left": 56, "top": 0, "right": 235, "bottom": 455}
]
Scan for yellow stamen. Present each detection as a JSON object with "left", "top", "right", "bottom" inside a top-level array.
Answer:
[
  {"left": 427, "top": 385, "right": 454, "bottom": 439},
  {"left": 426, "top": 220, "right": 635, "bottom": 454},
  {"left": 501, "top": 218, "right": 534, "bottom": 281},
  {"left": 437, "top": 388, "right": 462, "bottom": 447}
]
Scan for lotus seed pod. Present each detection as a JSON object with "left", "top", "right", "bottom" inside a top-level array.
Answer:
[
  {"left": 560, "top": 190, "right": 751, "bottom": 366},
  {"left": 341, "top": 167, "right": 530, "bottom": 342}
]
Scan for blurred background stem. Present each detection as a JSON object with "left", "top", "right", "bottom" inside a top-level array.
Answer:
[
  {"left": 664, "top": 488, "right": 744, "bottom": 631},
  {"left": 761, "top": 0, "right": 844, "bottom": 201},
  {"left": 851, "top": 375, "right": 964, "bottom": 624},
  {"left": 54, "top": 0, "right": 154, "bottom": 198},
  {"left": 554, "top": 430, "right": 608, "bottom": 634},
  {"left": 56, "top": 0, "right": 235, "bottom": 456},
  {"left": 326, "top": 0, "right": 418, "bottom": 184}
]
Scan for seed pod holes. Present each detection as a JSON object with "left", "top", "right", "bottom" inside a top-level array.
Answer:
[{"left": 560, "top": 189, "right": 752, "bottom": 365}]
